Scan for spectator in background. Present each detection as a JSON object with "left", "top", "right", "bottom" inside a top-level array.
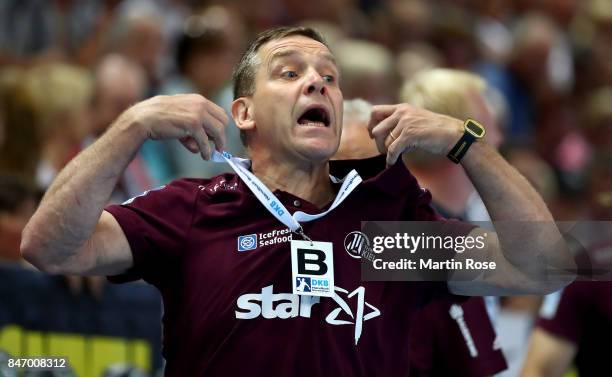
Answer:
[
  {"left": 20, "top": 63, "right": 93, "bottom": 188},
  {"left": 542, "top": 0, "right": 580, "bottom": 30},
  {"left": 400, "top": 69, "right": 503, "bottom": 220},
  {"left": 170, "top": 6, "right": 246, "bottom": 100},
  {"left": 160, "top": 5, "right": 246, "bottom": 180},
  {"left": 0, "top": 0, "right": 116, "bottom": 65},
  {"left": 582, "top": 87, "right": 612, "bottom": 154},
  {"left": 408, "top": 296, "right": 507, "bottom": 377},
  {"left": 91, "top": 54, "right": 148, "bottom": 138},
  {"left": 0, "top": 87, "right": 4, "bottom": 149},
  {"left": 297, "top": 20, "right": 345, "bottom": 51},
  {"left": 0, "top": 174, "right": 40, "bottom": 262},
  {"left": 395, "top": 43, "right": 442, "bottom": 83},
  {"left": 382, "top": 0, "right": 433, "bottom": 47},
  {"left": 471, "top": 1, "right": 513, "bottom": 66},
  {"left": 336, "top": 68, "right": 508, "bottom": 225},
  {"left": 109, "top": 1, "right": 166, "bottom": 92},
  {"left": 503, "top": 148, "right": 559, "bottom": 207},
  {"left": 526, "top": 284, "right": 612, "bottom": 377},
  {"left": 334, "top": 39, "right": 397, "bottom": 104},
  {"left": 572, "top": 0, "right": 612, "bottom": 95},
  {"left": 429, "top": 4, "right": 478, "bottom": 71},
  {"left": 332, "top": 99, "right": 378, "bottom": 161},
  {"left": 521, "top": 282, "right": 612, "bottom": 377},
  {"left": 90, "top": 53, "right": 156, "bottom": 202},
  {"left": 586, "top": 157, "right": 612, "bottom": 220},
  {"left": 0, "top": 66, "right": 41, "bottom": 184},
  {"left": 505, "top": 13, "right": 571, "bottom": 142}
]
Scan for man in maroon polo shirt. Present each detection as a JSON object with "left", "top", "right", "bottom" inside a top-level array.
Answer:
[
  {"left": 22, "top": 26, "right": 570, "bottom": 376},
  {"left": 520, "top": 282, "right": 612, "bottom": 377}
]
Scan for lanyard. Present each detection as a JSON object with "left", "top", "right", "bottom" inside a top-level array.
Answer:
[{"left": 211, "top": 150, "right": 362, "bottom": 239}]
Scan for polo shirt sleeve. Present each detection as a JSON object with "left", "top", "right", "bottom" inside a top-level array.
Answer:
[
  {"left": 104, "top": 179, "right": 199, "bottom": 285},
  {"left": 536, "top": 282, "right": 592, "bottom": 344}
]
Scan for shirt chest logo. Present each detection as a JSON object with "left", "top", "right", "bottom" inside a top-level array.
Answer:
[
  {"left": 235, "top": 285, "right": 381, "bottom": 345},
  {"left": 238, "top": 234, "right": 258, "bottom": 251},
  {"left": 237, "top": 228, "right": 292, "bottom": 252}
]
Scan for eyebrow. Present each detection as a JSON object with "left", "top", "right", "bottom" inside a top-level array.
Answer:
[{"left": 268, "top": 49, "right": 337, "bottom": 68}]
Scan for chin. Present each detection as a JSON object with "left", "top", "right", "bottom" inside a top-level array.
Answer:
[{"left": 295, "top": 140, "right": 338, "bottom": 162}]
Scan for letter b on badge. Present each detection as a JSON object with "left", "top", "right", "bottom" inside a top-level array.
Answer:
[
  {"left": 297, "top": 248, "right": 328, "bottom": 275},
  {"left": 291, "top": 240, "right": 334, "bottom": 297}
]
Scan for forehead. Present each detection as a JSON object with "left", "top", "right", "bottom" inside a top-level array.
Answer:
[{"left": 258, "top": 35, "right": 336, "bottom": 66}]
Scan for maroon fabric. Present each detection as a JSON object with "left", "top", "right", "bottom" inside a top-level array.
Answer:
[
  {"left": 105, "top": 160, "right": 474, "bottom": 377},
  {"left": 408, "top": 297, "right": 507, "bottom": 377},
  {"left": 329, "top": 154, "right": 388, "bottom": 181},
  {"left": 537, "top": 282, "right": 612, "bottom": 377},
  {"left": 335, "top": 157, "right": 506, "bottom": 376}
]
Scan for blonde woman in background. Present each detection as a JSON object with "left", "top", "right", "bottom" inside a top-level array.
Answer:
[
  {"left": 22, "top": 63, "right": 93, "bottom": 188},
  {"left": 0, "top": 67, "right": 41, "bottom": 184},
  {"left": 399, "top": 68, "right": 504, "bottom": 220}
]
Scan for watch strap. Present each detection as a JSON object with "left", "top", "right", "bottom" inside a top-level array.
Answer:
[{"left": 447, "top": 132, "right": 476, "bottom": 164}]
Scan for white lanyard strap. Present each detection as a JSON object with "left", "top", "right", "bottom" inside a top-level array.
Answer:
[{"left": 211, "top": 150, "right": 362, "bottom": 235}]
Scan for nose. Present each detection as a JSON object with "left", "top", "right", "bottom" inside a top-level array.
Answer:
[{"left": 303, "top": 71, "right": 326, "bottom": 96}]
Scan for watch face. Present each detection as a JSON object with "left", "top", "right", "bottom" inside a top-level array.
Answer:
[{"left": 465, "top": 119, "right": 486, "bottom": 138}]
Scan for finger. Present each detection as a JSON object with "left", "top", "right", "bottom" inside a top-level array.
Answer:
[
  {"left": 191, "top": 125, "right": 212, "bottom": 160},
  {"left": 207, "top": 101, "right": 230, "bottom": 125},
  {"left": 371, "top": 113, "right": 400, "bottom": 154},
  {"left": 368, "top": 104, "right": 399, "bottom": 133},
  {"left": 386, "top": 131, "right": 416, "bottom": 166},
  {"left": 201, "top": 112, "right": 226, "bottom": 152},
  {"left": 384, "top": 132, "right": 397, "bottom": 150},
  {"left": 179, "top": 137, "right": 199, "bottom": 153}
]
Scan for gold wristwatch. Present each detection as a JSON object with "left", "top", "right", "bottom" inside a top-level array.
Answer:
[{"left": 447, "top": 119, "right": 486, "bottom": 163}]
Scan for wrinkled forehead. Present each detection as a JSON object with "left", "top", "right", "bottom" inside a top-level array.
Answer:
[{"left": 257, "top": 35, "right": 337, "bottom": 70}]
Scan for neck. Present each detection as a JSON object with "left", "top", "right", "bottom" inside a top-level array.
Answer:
[{"left": 250, "top": 151, "right": 334, "bottom": 209}]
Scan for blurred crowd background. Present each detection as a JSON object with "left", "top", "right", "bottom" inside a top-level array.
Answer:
[{"left": 0, "top": 0, "right": 611, "bottom": 376}]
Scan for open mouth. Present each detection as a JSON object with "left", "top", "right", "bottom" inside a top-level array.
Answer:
[{"left": 297, "top": 106, "right": 330, "bottom": 127}]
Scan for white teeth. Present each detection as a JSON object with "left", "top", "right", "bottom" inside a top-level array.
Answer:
[{"left": 301, "top": 121, "right": 326, "bottom": 127}]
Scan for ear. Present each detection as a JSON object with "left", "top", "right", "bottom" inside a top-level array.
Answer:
[{"left": 231, "top": 97, "right": 255, "bottom": 132}]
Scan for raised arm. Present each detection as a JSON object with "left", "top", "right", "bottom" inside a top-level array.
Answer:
[
  {"left": 21, "top": 94, "right": 228, "bottom": 275},
  {"left": 368, "top": 104, "right": 574, "bottom": 295}
]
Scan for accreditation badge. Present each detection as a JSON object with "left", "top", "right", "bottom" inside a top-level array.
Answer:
[{"left": 291, "top": 240, "right": 334, "bottom": 297}]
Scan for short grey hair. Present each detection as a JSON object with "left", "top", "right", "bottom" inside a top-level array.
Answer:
[{"left": 231, "top": 26, "right": 328, "bottom": 146}]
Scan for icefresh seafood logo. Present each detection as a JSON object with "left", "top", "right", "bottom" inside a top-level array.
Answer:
[
  {"left": 238, "top": 234, "right": 257, "bottom": 252},
  {"left": 237, "top": 228, "right": 292, "bottom": 252}
]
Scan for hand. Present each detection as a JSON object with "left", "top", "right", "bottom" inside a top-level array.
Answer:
[
  {"left": 368, "top": 104, "right": 464, "bottom": 165},
  {"left": 119, "top": 94, "right": 229, "bottom": 160}
]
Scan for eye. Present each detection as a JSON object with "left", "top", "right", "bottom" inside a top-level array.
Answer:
[
  {"left": 281, "top": 71, "right": 298, "bottom": 79},
  {"left": 323, "top": 75, "right": 335, "bottom": 83}
]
